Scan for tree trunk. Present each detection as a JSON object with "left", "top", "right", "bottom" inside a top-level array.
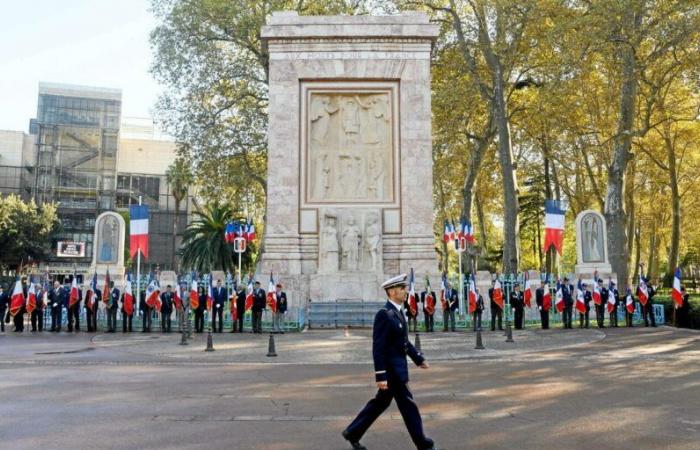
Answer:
[
  {"left": 475, "top": 189, "right": 488, "bottom": 258},
  {"left": 666, "top": 129, "right": 681, "bottom": 283},
  {"left": 172, "top": 199, "right": 180, "bottom": 271},
  {"left": 604, "top": 8, "right": 642, "bottom": 288},
  {"left": 492, "top": 70, "right": 520, "bottom": 274},
  {"left": 632, "top": 226, "right": 641, "bottom": 286},
  {"left": 536, "top": 214, "right": 543, "bottom": 271},
  {"left": 625, "top": 159, "right": 636, "bottom": 272},
  {"left": 461, "top": 135, "right": 490, "bottom": 226}
]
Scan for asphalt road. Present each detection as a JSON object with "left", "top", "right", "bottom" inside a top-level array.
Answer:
[{"left": 0, "top": 326, "right": 698, "bottom": 449}]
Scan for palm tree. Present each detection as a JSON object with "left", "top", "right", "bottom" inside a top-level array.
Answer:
[
  {"left": 165, "top": 157, "right": 193, "bottom": 271},
  {"left": 179, "top": 202, "right": 253, "bottom": 274}
]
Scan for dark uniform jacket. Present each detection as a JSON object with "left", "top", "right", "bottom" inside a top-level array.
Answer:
[
  {"left": 373, "top": 301, "right": 425, "bottom": 383},
  {"left": 475, "top": 294, "right": 485, "bottom": 312},
  {"left": 562, "top": 284, "right": 574, "bottom": 306},
  {"left": 448, "top": 288, "right": 459, "bottom": 311},
  {"left": 197, "top": 293, "right": 207, "bottom": 312},
  {"left": 253, "top": 288, "right": 266, "bottom": 311},
  {"left": 583, "top": 291, "right": 592, "bottom": 310},
  {"left": 510, "top": 291, "right": 524, "bottom": 309},
  {"left": 276, "top": 292, "right": 288, "bottom": 313},
  {"left": 49, "top": 287, "right": 65, "bottom": 308},
  {"left": 160, "top": 291, "right": 174, "bottom": 314},
  {"left": 600, "top": 287, "right": 609, "bottom": 305},
  {"left": 213, "top": 286, "right": 227, "bottom": 308},
  {"left": 535, "top": 287, "right": 546, "bottom": 309},
  {"left": 0, "top": 291, "right": 8, "bottom": 310},
  {"left": 236, "top": 290, "right": 246, "bottom": 312},
  {"left": 110, "top": 288, "right": 120, "bottom": 310}
]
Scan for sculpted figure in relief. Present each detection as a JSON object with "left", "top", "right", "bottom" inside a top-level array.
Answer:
[
  {"left": 310, "top": 95, "right": 338, "bottom": 145},
  {"left": 364, "top": 213, "right": 382, "bottom": 271},
  {"left": 320, "top": 214, "right": 340, "bottom": 272},
  {"left": 342, "top": 215, "right": 362, "bottom": 271}
]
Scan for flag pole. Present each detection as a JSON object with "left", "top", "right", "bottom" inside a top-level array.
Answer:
[{"left": 136, "top": 196, "right": 142, "bottom": 321}]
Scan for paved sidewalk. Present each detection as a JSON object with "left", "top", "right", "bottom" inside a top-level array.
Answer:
[{"left": 0, "top": 327, "right": 698, "bottom": 449}]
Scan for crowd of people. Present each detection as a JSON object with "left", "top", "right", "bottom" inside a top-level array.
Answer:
[
  {"left": 401, "top": 276, "right": 692, "bottom": 333},
  {"left": 0, "top": 276, "right": 288, "bottom": 334}
]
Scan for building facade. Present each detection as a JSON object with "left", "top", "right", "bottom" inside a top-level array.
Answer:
[{"left": 0, "top": 82, "right": 191, "bottom": 277}]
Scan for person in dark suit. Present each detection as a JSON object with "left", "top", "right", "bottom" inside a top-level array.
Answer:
[
  {"left": 85, "top": 287, "right": 100, "bottom": 332},
  {"left": 511, "top": 283, "right": 525, "bottom": 330},
  {"left": 594, "top": 279, "right": 606, "bottom": 328},
  {"left": 252, "top": 281, "right": 266, "bottom": 333},
  {"left": 342, "top": 274, "right": 436, "bottom": 450},
  {"left": 535, "top": 280, "right": 549, "bottom": 329},
  {"left": 234, "top": 285, "right": 246, "bottom": 333},
  {"left": 472, "top": 289, "right": 485, "bottom": 331},
  {"left": 160, "top": 285, "right": 174, "bottom": 333},
  {"left": 643, "top": 278, "right": 657, "bottom": 327},
  {"left": 420, "top": 285, "right": 436, "bottom": 332},
  {"left": 30, "top": 285, "right": 45, "bottom": 332},
  {"left": 107, "top": 282, "right": 120, "bottom": 333},
  {"left": 194, "top": 286, "right": 206, "bottom": 333},
  {"left": 272, "top": 283, "right": 287, "bottom": 334},
  {"left": 49, "top": 281, "right": 64, "bottom": 332},
  {"left": 67, "top": 282, "right": 82, "bottom": 332},
  {"left": 444, "top": 283, "right": 458, "bottom": 332},
  {"left": 0, "top": 286, "right": 8, "bottom": 332},
  {"left": 562, "top": 278, "right": 574, "bottom": 329},
  {"left": 140, "top": 290, "right": 151, "bottom": 332},
  {"left": 579, "top": 283, "right": 591, "bottom": 329},
  {"left": 404, "top": 293, "right": 418, "bottom": 332},
  {"left": 489, "top": 282, "right": 503, "bottom": 331},
  {"left": 608, "top": 282, "right": 619, "bottom": 327},
  {"left": 211, "top": 279, "right": 226, "bottom": 333},
  {"left": 677, "top": 287, "right": 691, "bottom": 328}
]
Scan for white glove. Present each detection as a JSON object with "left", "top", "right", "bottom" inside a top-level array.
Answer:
[
  {"left": 53, "top": 303, "right": 57, "bottom": 307},
  {"left": 216, "top": 304, "right": 220, "bottom": 308},
  {"left": 538, "top": 306, "right": 542, "bottom": 311}
]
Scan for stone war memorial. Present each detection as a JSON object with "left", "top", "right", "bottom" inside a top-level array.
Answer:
[{"left": 259, "top": 12, "right": 440, "bottom": 306}]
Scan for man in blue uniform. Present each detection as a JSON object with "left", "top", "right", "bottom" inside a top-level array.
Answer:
[
  {"left": 211, "top": 279, "right": 226, "bottom": 333},
  {"left": 107, "top": 281, "right": 120, "bottom": 333},
  {"left": 342, "top": 274, "right": 436, "bottom": 450}
]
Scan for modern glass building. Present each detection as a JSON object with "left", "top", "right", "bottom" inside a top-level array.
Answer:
[{"left": 29, "top": 82, "right": 123, "bottom": 269}]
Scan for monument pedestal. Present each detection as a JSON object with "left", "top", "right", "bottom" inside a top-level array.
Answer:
[{"left": 574, "top": 210, "right": 616, "bottom": 285}]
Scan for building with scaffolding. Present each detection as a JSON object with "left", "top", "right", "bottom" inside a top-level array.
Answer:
[{"left": 1, "top": 82, "right": 192, "bottom": 278}]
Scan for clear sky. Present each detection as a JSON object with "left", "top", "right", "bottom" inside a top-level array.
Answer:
[{"left": 0, "top": 0, "right": 161, "bottom": 132}]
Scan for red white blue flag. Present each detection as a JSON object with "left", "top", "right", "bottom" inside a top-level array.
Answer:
[
  {"left": 69, "top": 275, "right": 80, "bottom": 308},
  {"left": 523, "top": 272, "right": 532, "bottom": 308},
  {"left": 190, "top": 277, "right": 199, "bottom": 310},
  {"left": 555, "top": 279, "right": 564, "bottom": 313},
  {"left": 9, "top": 278, "right": 24, "bottom": 316},
  {"left": 26, "top": 280, "right": 37, "bottom": 314},
  {"left": 129, "top": 205, "right": 149, "bottom": 259},
  {"left": 626, "top": 288, "right": 635, "bottom": 314},
  {"left": 246, "top": 220, "right": 256, "bottom": 242},
  {"left": 637, "top": 274, "right": 649, "bottom": 306},
  {"left": 467, "top": 274, "right": 477, "bottom": 314},
  {"left": 607, "top": 279, "right": 616, "bottom": 313},
  {"left": 267, "top": 272, "right": 277, "bottom": 313},
  {"left": 672, "top": 267, "right": 683, "bottom": 308},
  {"left": 224, "top": 222, "right": 235, "bottom": 243},
  {"left": 124, "top": 273, "right": 134, "bottom": 316},
  {"left": 408, "top": 268, "right": 417, "bottom": 316},
  {"left": 543, "top": 278, "right": 552, "bottom": 311},
  {"left": 592, "top": 271, "right": 601, "bottom": 305},
  {"left": 543, "top": 200, "right": 565, "bottom": 255},
  {"left": 575, "top": 278, "right": 586, "bottom": 314}
]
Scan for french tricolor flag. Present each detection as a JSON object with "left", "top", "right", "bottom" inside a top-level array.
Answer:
[
  {"left": 555, "top": 280, "right": 564, "bottom": 313},
  {"left": 246, "top": 220, "right": 256, "bottom": 242},
  {"left": 129, "top": 205, "right": 149, "bottom": 259},
  {"left": 9, "top": 279, "right": 24, "bottom": 316},
  {"left": 543, "top": 200, "right": 566, "bottom": 255},
  {"left": 672, "top": 267, "right": 683, "bottom": 308},
  {"left": 124, "top": 274, "right": 134, "bottom": 316}
]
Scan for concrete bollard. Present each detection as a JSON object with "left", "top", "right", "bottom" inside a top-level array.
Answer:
[{"left": 267, "top": 333, "right": 277, "bottom": 357}]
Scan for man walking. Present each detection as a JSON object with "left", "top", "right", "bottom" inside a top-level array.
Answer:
[{"left": 342, "top": 274, "right": 437, "bottom": 450}]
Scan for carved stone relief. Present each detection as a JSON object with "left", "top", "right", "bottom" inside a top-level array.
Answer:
[
  {"left": 308, "top": 92, "right": 392, "bottom": 203},
  {"left": 319, "top": 208, "right": 383, "bottom": 273}
]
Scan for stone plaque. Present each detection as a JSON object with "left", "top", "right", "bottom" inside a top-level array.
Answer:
[
  {"left": 89, "top": 211, "right": 126, "bottom": 285},
  {"left": 574, "top": 210, "right": 612, "bottom": 277},
  {"left": 301, "top": 82, "right": 399, "bottom": 207}
]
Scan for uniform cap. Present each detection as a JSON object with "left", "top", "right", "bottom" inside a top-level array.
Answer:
[{"left": 381, "top": 274, "right": 408, "bottom": 290}]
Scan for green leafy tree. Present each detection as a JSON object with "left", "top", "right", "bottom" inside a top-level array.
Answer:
[
  {"left": 179, "top": 202, "right": 255, "bottom": 274},
  {"left": 0, "top": 195, "right": 59, "bottom": 271},
  {"left": 165, "top": 156, "right": 193, "bottom": 270}
]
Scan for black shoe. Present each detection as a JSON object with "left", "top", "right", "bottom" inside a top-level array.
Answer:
[{"left": 341, "top": 430, "right": 367, "bottom": 450}]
